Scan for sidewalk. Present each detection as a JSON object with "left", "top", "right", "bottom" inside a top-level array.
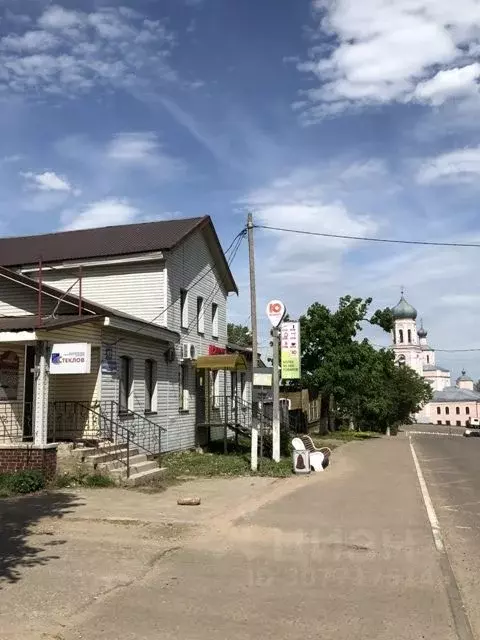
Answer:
[{"left": 54, "top": 436, "right": 458, "bottom": 640}]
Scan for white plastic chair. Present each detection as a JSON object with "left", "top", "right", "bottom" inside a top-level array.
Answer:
[{"left": 291, "top": 437, "right": 325, "bottom": 472}]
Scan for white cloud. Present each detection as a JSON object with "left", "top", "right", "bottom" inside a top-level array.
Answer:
[
  {"left": 106, "top": 132, "right": 183, "bottom": 178},
  {"left": 37, "top": 6, "right": 85, "bottom": 30},
  {"left": 1, "top": 31, "right": 59, "bottom": 52},
  {"left": 61, "top": 198, "right": 139, "bottom": 231},
  {"left": 299, "top": 0, "right": 480, "bottom": 119},
  {"left": 107, "top": 132, "right": 161, "bottom": 162},
  {"left": 413, "top": 63, "right": 480, "bottom": 105},
  {"left": 21, "top": 171, "right": 74, "bottom": 192},
  {"left": 0, "top": 6, "right": 177, "bottom": 97},
  {"left": 241, "top": 166, "right": 378, "bottom": 287},
  {"left": 417, "top": 146, "right": 480, "bottom": 183}
]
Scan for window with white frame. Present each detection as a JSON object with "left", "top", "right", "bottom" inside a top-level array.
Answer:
[
  {"left": 197, "top": 296, "right": 205, "bottom": 334},
  {"left": 180, "top": 289, "right": 188, "bottom": 329},
  {"left": 144, "top": 359, "right": 157, "bottom": 413},
  {"left": 179, "top": 364, "right": 189, "bottom": 412},
  {"left": 212, "top": 303, "right": 219, "bottom": 338},
  {"left": 119, "top": 356, "right": 133, "bottom": 413},
  {"left": 240, "top": 372, "right": 247, "bottom": 400},
  {"left": 211, "top": 370, "right": 220, "bottom": 408}
]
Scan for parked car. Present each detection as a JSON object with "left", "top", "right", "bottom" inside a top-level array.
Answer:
[{"left": 464, "top": 426, "right": 480, "bottom": 437}]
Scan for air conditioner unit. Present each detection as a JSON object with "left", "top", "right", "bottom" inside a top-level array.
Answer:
[{"left": 181, "top": 343, "right": 197, "bottom": 361}]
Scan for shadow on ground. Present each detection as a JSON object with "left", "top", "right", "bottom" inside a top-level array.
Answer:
[{"left": 0, "top": 491, "right": 82, "bottom": 587}]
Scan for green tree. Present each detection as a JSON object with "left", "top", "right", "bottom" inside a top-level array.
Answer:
[
  {"left": 227, "top": 323, "right": 252, "bottom": 347},
  {"left": 299, "top": 296, "right": 431, "bottom": 434}
]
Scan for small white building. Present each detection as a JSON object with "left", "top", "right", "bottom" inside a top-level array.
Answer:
[
  {"left": 391, "top": 293, "right": 479, "bottom": 425},
  {"left": 0, "top": 216, "right": 250, "bottom": 478}
]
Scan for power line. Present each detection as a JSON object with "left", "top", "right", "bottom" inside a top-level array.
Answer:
[{"left": 254, "top": 224, "right": 480, "bottom": 248}]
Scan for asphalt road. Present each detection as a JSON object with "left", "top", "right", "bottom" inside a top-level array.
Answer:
[
  {"left": 411, "top": 433, "right": 480, "bottom": 639},
  {"left": 406, "top": 423, "right": 465, "bottom": 437}
]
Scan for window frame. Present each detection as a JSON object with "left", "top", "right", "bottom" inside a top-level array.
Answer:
[
  {"left": 466, "top": 406, "right": 470, "bottom": 415},
  {"left": 180, "top": 289, "right": 189, "bottom": 329},
  {"left": 212, "top": 302, "right": 219, "bottom": 338},
  {"left": 456, "top": 406, "right": 460, "bottom": 415},
  {"left": 445, "top": 406, "right": 450, "bottom": 415},
  {"left": 407, "top": 329, "right": 412, "bottom": 343},
  {"left": 144, "top": 359, "right": 157, "bottom": 414},
  {"left": 399, "top": 329, "right": 404, "bottom": 343},
  {"left": 179, "top": 363, "right": 190, "bottom": 412},
  {"left": 119, "top": 356, "right": 133, "bottom": 414},
  {"left": 240, "top": 372, "right": 247, "bottom": 401},
  {"left": 436, "top": 406, "right": 441, "bottom": 415},
  {"left": 197, "top": 296, "right": 205, "bottom": 334}
]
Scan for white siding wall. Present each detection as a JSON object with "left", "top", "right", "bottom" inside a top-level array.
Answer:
[
  {"left": 39, "top": 261, "right": 166, "bottom": 325},
  {"left": 101, "top": 327, "right": 195, "bottom": 452},
  {"left": 165, "top": 229, "right": 230, "bottom": 448},
  {"left": 49, "top": 347, "right": 101, "bottom": 403},
  {"left": 38, "top": 321, "right": 102, "bottom": 345},
  {"left": 0, "top": 278, "right": 75, "bottom": 317}
]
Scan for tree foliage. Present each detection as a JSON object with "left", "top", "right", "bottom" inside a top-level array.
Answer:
[
  {"left": 227, "top": 323, "right": 252, "bottom": 347},
  {"left": 299, "top": 296, "right": 432, "bottom": 433}
]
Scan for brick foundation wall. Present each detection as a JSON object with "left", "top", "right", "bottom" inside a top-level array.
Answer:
[{"left": 0, "top": 447, "right": 57, "bottom": 479}]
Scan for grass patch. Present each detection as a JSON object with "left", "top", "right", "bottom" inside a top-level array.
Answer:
[
  {"left": 53, "top": 471, "right": 115, "bottom": 489},
  {"left": 312, "top": 430, "right": 379, "bottom": 445},
  {"left": 161, "top": 439, "right": 293, "bottom": 481}
]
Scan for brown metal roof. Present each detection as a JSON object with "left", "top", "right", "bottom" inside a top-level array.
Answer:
[
  {"left": 0, "top": 216, "right": 206, "bottom": 267},
  {"left": 0, "top": 316, "right": 103, "bottom": 332}
]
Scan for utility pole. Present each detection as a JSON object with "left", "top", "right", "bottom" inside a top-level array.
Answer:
[
  {"left": 247, "top": 212, "right": 259, "bottom": 471},
  {"left": 272, "top": 326, "right": 281, "bottom": 462}
]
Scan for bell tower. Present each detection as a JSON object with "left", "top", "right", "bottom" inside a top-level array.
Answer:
[{"left": 391, "top": 291, "right": 423, "bottom": 377}]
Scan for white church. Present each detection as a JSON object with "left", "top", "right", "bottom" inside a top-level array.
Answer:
[{"left": 391, "top": 294, "right": 480, "bottom": 426}]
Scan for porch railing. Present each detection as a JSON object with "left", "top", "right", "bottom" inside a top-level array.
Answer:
[
  {"left": 0, "top": 402, "right": 32, "bottom": 443},
  {"left": 100, "top": 401, "right": 165, "bottom": 456}
]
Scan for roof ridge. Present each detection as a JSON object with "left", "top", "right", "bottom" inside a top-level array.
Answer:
[{"left": 0, "top": 215, "right": 208, "bottom": 242}]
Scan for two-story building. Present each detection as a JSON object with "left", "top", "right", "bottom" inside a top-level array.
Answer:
[{"left": 0, "top": 216, "right": 245, "bottom": 479}]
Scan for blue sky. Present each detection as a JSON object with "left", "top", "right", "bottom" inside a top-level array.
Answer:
[{"left": 1, "top": 0, "right": 480, "bottom": 377}]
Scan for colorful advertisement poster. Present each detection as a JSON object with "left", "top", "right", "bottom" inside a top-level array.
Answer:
[{"left": 281, "top": 321, "right": 301, "bottom": 379}]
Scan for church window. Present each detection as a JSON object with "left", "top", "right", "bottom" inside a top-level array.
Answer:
[
  {"left": 436, "top": 407, "right": 441, "bottom": 415},
  {"left": 408, "top": 329, "right": 412, "bottom": 343},
  {"left": 446, "top": 420, "right": 451, "bottom": 426},
  {"left": 456, "top": 407, "right": 460, "bottom": 415},
  {"left": 426, "top": 355, "right": 430, "bottom": 364},
  {"left": 445, "top": 407, "right": 449, "bottom": 415},
  {"left": 466, "top": 407, "right": 470, "bottom": 416},
  {"left": 399, "top": 329, "right": 404, "bottom": 343}
]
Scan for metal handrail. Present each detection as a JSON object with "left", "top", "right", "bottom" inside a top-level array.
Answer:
[
  {"left": 75, "top": 401, "right": 134, "bottom": 478},
  {"left": 105, "top": 400, "right": 165, "bottom": 458},
  {"left": 109, "top": 400, "right": 167, "bottom": 432}
]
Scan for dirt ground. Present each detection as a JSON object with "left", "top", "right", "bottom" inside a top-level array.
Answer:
[{"left": 0, "top": 440, "right": 467, "bottom": 640}]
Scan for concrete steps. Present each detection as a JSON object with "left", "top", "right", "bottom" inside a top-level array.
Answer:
[{"left": 80, "top": 443, "right": 164, "bottom": 485}]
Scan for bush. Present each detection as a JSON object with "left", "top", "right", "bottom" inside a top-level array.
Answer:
[{"left": 0, "top": 470, "right": 46, "bottom": 494}]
